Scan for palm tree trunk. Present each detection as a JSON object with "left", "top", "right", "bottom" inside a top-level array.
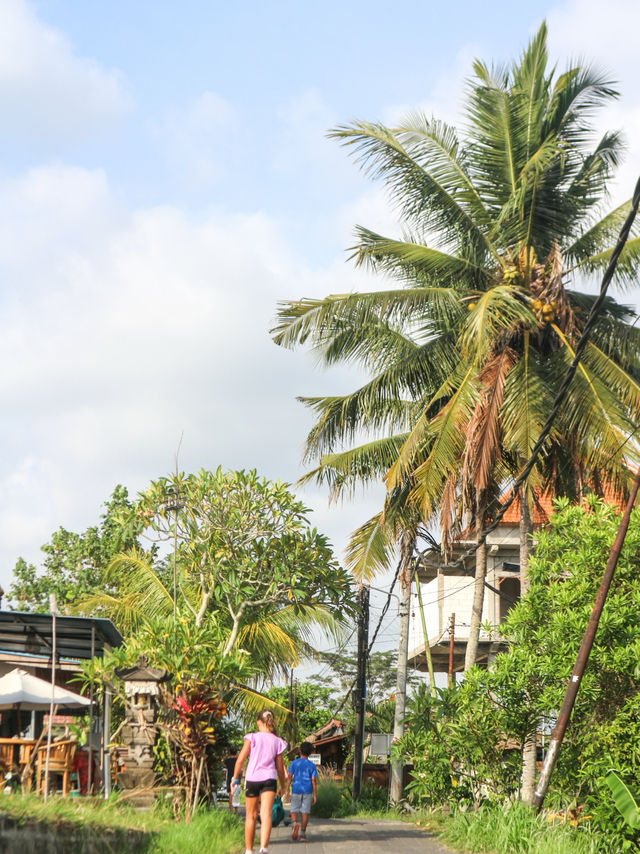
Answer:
[
  {"left": 389, "top": 532, "right": 415, "bottom": 804},
  {"left": 518, "top": 486, "right": 537, "bottom": 804},
  {"left": 464, "top": 491, "right": 487, "bottom": 671}
]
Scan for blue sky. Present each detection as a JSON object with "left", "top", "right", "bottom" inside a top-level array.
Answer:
[{"left": 0, "top": 0, "right": 638, "bottom": 653}]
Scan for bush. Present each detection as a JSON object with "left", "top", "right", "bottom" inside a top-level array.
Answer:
[{"left": 311, "top": 780, "right": 347, "bottom": 818}]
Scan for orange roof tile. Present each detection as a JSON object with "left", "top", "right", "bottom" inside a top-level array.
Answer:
[{"left": 498, "top": 482, "right": 627, "bottom": 527}]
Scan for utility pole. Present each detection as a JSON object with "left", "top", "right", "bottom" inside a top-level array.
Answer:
[
  {"left": 532, "top": 466, "right": 640, "bottom": 810},
  {"left": 352, "top": 584, "right": 369, "bottom": 802},
  {"left": 448, "top": 614, "right": 455, "bottom": 689}
]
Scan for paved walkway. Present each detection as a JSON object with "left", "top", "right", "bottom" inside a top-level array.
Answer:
[{"left": 264, "top": 816, "right": 453, "bottom": 853}]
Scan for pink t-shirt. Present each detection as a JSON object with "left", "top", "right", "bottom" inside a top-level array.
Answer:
[{"left": 244, "top": 731, "right": 288, "bottom": 781}]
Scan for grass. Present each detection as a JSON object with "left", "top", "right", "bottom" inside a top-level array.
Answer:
[
  {"left": 0, "top": 792, "right": 245, "bottom": 854},
  {"left": 147, "top": 808, "right": 243, "bottom": 854},
  {"left": 0, "top": 791, "right": 151, "bottom": 831},
  {"left": 420, "top": 802, "right": 610, "bottom": 854},
  {"left": 308, "top": 784, "right": 622, "bottom": 853}
]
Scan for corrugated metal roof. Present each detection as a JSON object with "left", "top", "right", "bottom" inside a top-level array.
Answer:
[{"left": 0, "top": 611, "right": 123, "bottom": 661}]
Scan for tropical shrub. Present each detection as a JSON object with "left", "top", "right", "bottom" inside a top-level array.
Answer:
[
  {"left": 398, "top": 501, "right": 640, "bottom": 848},
  {"left": 311, "top": 779, "right": 346, "bottom": 818}
]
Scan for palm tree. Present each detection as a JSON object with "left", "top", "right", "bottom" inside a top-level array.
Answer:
[{"left": 273, "top": 22, "right": 640, "bottom": 802}]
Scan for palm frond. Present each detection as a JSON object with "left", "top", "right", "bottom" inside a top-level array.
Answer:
[
  {"left": 351, "top": 227, "right": 491, "bottom": 290},
  {"left": 344, "top": 512, "right": 397, "bottom": 581},
  {"left": 297, "top": 435, "right": 410, "bottom": 501},
  {"left": 329, "top": 119, "right": 499, "bottom": 261},
  {"left": 458, "top": 285, "right": 536, "bottom": 362},
  {"left": 501, "top": 331, "right": 553, "bottom": 464},
  {"left": 575, "top": 236, "right": 640, "bottom": 289},
  {"left": 400, "top": 365, "right": 479, "bottom": 513},
  {"left": 565, "top": 199, "right": 636, "bottom": 263},
  {"left": 272, "top": 288, "right": 460, "bottom": 351}
]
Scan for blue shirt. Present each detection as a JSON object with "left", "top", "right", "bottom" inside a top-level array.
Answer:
[{"left": 288, "top": 756, "right": 317, "bottom": 794}]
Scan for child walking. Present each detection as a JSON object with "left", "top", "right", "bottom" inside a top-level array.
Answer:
[
  {"left": 286, "top": 741, "right": 318, "bottom": 842},
  {"left": 231, "top": 709, "right": 287, "bottom": 854}
]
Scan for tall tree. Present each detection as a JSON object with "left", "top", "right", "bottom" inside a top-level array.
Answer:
[
  {"left": 81, "top": 469, "right": 357, "bottom": 679},
  {"left": 273, "top": 23, "right": 640, "bottom": 802}
]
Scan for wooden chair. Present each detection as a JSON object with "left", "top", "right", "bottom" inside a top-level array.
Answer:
[
  {"left": 35, "top": 740, "right": 77, "bottom": 796},
  {"left": 18, "top": 742, "right": 35, "bottom": 792},
  {"left": 0, "top": 741, "right": 15, "bottom": 775}
]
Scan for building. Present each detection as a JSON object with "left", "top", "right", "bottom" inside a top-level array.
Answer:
[{"left": 408, "top": 492, "right": 553, "bottom": 675}]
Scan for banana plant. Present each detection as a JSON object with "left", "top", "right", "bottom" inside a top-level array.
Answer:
[{"left": 605, "top": 769, "right": 640, "bottom": 830}]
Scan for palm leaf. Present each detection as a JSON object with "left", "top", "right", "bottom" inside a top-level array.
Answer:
[{"left": 329, "top": 119, "right": 499, "bottom": 261}]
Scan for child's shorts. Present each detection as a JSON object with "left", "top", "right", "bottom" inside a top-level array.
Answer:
[{"left": 290, "top": 792, "right": 312, "bottom": 814}]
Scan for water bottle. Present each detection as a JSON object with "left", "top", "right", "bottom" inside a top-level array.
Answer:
[{"left": 232, "top": 781, "right": 241, "bottom": 808}]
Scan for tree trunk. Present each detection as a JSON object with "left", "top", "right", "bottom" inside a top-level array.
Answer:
[
  {"left": 518, "top": 486, "right": 537, "bottom": 805},
  {"left": 389, "top": 533, "right": 415, "bottom": 804},
  {"left": 464, "top": 491, "right": 487, "bottom": 671}
]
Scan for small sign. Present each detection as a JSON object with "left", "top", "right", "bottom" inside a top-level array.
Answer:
[{"left": 309, "top": 753, "right": 321, "bottom": 765}]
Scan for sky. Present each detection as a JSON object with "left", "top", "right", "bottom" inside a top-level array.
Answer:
[{"left": 0, "top": 0, "right": 639, "bottom": 657}]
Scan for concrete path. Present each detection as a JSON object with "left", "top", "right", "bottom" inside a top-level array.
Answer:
[{"left": 264, "top": 816, "right": 453, "bottom": 853}]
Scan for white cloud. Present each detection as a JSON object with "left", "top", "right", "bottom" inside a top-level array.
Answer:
[
  {"left": 0, "top": 0, "right": 130, "bottom": 143},
  {"left": 0, "top": 163, "right": 367, "bottom": 586},
  {"left": 546, "top": 0, "right": 640, "bottom": 209},
  {"left": 154, "top": 91, "right": 236, "bottom": 186},
  {"left": 382, "top": 43, "right": 477, "bottom": 129}
]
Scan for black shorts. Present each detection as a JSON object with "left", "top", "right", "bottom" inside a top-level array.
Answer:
[{"left": 245, "top": 778, "right": 277, "bottom": 798}]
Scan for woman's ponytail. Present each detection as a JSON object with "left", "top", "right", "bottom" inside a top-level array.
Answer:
[{"left": 257, "top": 709, "right": 276, "bottom": 733}]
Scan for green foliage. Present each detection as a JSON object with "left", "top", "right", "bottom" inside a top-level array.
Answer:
[
  {"left": 397, "top": 501, "right": 640, "bottom": 848},
  {"left": 396, "top": 682, "right": 520, "bottom": 809},
  {"left": 310, "top": 779, "right": 389, "bottom": 818},
  {"left": 311, "top": 649, "right": 419, "bottom": 706},
  {"left": 484, "top": 499, "right": 640, "bottom": 827},
  {"left": 83, "top": 469, "right": 356, "bottom": 676},
  {"left": 8, "top": 485, "right": 142, "bottom": 613},
  {"left": 264, "top": 682, "right": 334, "bottom": 740},
  {"left": 311, "top": 779, "right": 350, "bottom": 818},
  {"left": 606, "top": 770, "right": 640, "bottom": 831},
  {"left": 355, "top": 780, "right": 389, "bottom": 813},
  {"left": 148, "top": 807, "right": 243, "bottom": 854}
]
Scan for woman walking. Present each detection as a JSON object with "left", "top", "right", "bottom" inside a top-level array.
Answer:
[{"left": 231, "top": 709, "right": 287, "bottom": 854}]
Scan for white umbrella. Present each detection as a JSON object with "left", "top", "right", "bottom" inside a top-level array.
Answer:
[{"left": 0, "top": 668, "right": 91, "bottom": 710}]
